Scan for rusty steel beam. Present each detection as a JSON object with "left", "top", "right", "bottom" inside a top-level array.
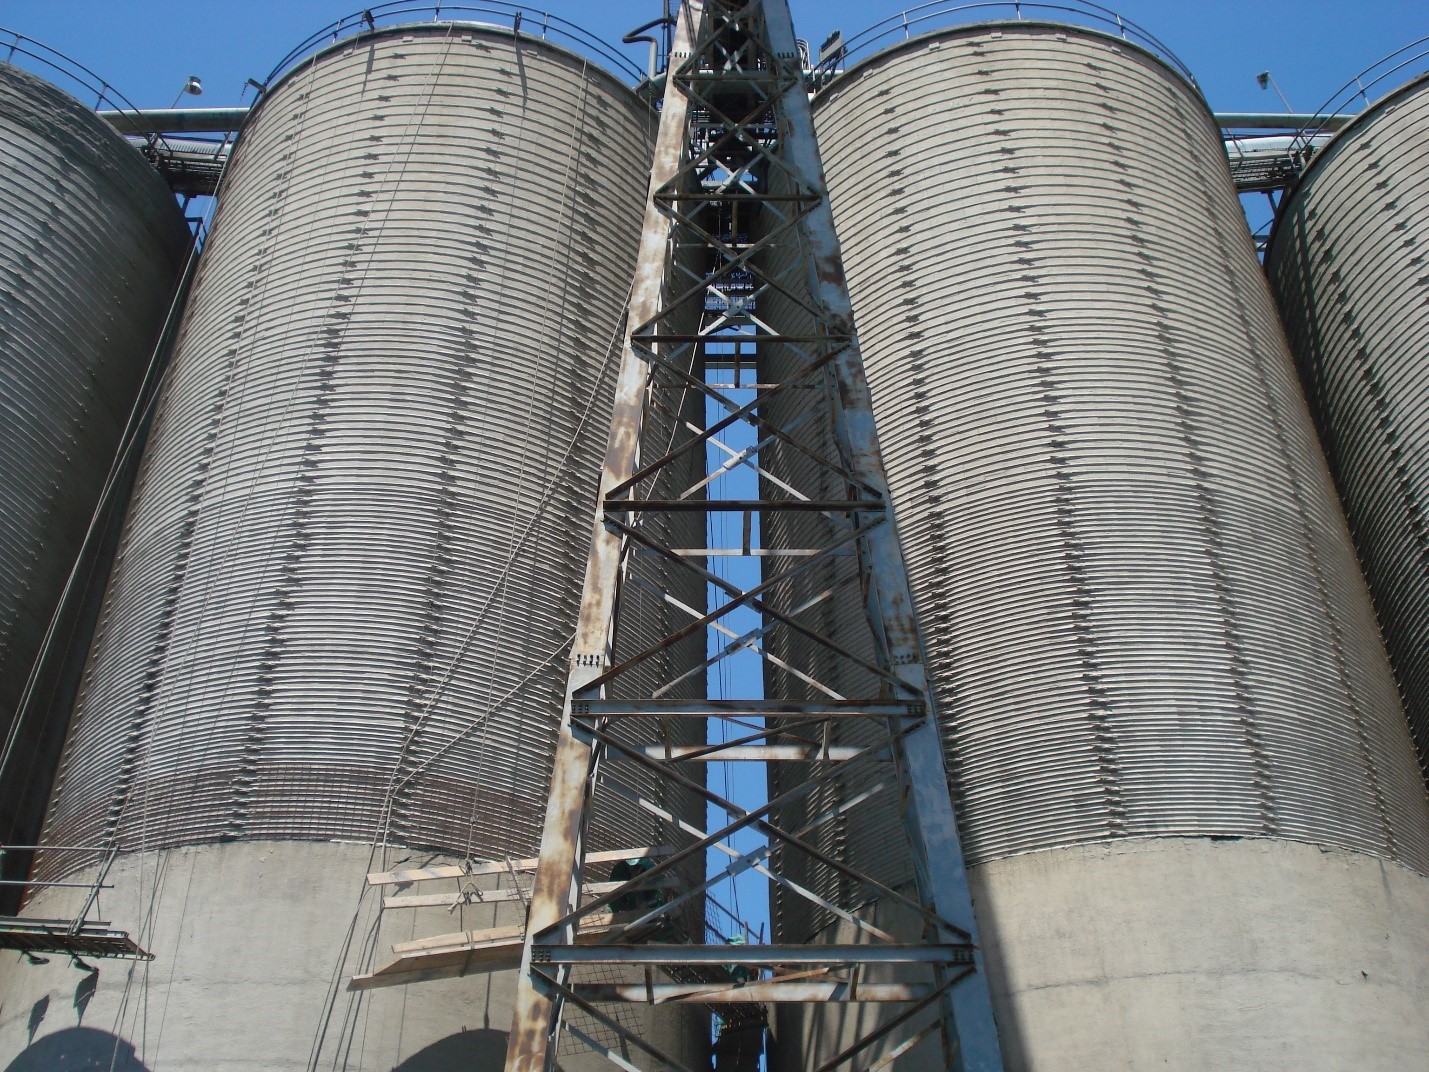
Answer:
[
  {"left": 505, "top": 3, "right": 1005, "bottom": 1069},
  {"left": 502, "top": 5, "right": 706, "bottom": 1071}
]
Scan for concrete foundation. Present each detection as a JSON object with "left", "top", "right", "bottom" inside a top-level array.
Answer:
[
  {"left": 0, "top": 841, "right": 706, "bottom": 1071},
  {"left": 774, "top": 837, "right": 1429, "bottom": 1072}
]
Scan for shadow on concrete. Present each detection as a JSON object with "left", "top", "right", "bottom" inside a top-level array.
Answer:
[
  {"left": 4, "top": 1026, "right": 150, "bottom": 1071},
  {"left": 394, "top": 1028, "right": 509, "bottom": 1070}
]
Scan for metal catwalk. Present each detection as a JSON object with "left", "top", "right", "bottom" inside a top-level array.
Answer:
[{"left": 505, "top": 2, "right": 1003, "bottom": 1070}]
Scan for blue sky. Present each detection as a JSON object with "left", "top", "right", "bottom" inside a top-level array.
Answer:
[{"left": 1, "top": 1, "right": 1423, "bottom": 118}]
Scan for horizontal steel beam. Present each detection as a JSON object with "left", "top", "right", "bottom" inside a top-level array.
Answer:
[
  {"left": 572, "top": 699, "right": 924, "bottom": 719},
  {"left": 569, "top": 982, "right": 932, "bottom": 1004},
  {"left": 606, "top": 499, "right": 883, "bottom": 512},
  {"left": 631, "top": 333, "right": 851, "bottom": 343},
  {"left": 630, "top": 546, "right": 852, "bottom": 556},
  {"left": 534, "top": 944, "right": 974, "bottom": 966},
  {"left": 608, "top": 744, "right": 874, "bottom": 762},
  {"left": 655, "top": 191, "right": 821, "bottom": 202}
]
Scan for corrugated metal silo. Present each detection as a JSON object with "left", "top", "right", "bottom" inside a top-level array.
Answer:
[
  {"left": 1266, "top": 72, "right": 1429, "bottom": 783},
  {"left": 761, "top": 22, "right": 1429, "bottom": 1071},
  {"left": 0, "top": 24, "right": 706, "bottom": 1071},
  {"left": 0, "top": 60, "right": 188, "bottom": 866}
]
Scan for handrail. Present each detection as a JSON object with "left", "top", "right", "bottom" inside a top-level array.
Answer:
[
  {"left": 261, "top": 1, "right": 644, "bottom": 93},
  {"left": 1286, "top": 35, "right": 1429, "bottom": 155},
  {"left": 0, "top": 25, "right": 172, "bottom": 153},
  {"left": 811, "top": 1, "right": 1196, "bottom": 91}
]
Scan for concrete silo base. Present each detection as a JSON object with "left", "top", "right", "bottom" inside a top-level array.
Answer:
[
  {"left": 0, "top": 841, "right": 706, "bottom": 1071},
  {"left": 773, "top": 837, "right": 1429, "bottom": 1072}
]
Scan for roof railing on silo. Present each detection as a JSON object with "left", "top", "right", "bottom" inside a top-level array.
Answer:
[
  {"left": 1284, "top": 35, "right": 1429, "bottom": 170},
  {"left": 809, "top": 1, "right": 1196, "bottom": 92},
  {"left": 0, "top": 26, "right": 175, "bottom": 157},
  {"left": 259, "top": 1, "right": 646, "bottom": 98}
]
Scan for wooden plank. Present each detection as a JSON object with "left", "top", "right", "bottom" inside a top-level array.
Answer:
[
  {"left": 382, "top": 875, "right": 679, "bottom": 911},
  {"left": 391, "top": 923, "right": 527, "bottom": 955},
  {"left": 349, "top": 944, "right": 525, "bottom": 990},
  {"left": 347, "top": 911, "right": 647, "bottom": 992},
  {"left": 366, "top": 844, "right": 674, "bottom": 887}
]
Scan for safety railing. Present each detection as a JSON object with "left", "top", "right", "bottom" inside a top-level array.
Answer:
[
  {"left": 1285, "top": 35, "right": 1429, "bottom": 161},
  {"left": 261, "top": 1, "right": 645, "bottom": 94},
  {"left": 0, "top": 26, "right": 172, "bottom": 153},
  {"left": 810, "top": 1, "right": 1195, "bottom": 90}
]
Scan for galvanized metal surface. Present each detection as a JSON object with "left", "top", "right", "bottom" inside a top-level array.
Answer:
[
  {"left": 0, "top": 61, "right": 187, "bottom": 845},
  {"left": 761, "top": 22, "right": 1429, "bottom": 952},
  {"left": 39, "top": 26, "right": 670, "bottom": 866},
  {"left": 762, "top": 4, "right": 1003, "bottom": 1066},
  {"left": 1266, "top": 73, "right": 1429, "bottom": 779},
  {"left": 29, "top": 23, "right": 711, "bottom": 1070}
]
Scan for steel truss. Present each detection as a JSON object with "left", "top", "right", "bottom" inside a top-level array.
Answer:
[{"left": 505, "top": 2, "right": 1004, "bottom": 1070}]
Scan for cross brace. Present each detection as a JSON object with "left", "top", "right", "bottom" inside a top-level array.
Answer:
[{"left": 504, "top": 3, "right": 1005, "bottom": 1071}]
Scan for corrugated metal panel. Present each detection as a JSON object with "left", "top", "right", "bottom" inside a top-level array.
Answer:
[
  {"left": 760, "top": 23, "right": 1429, "bottom": 944},
  {"left": 38, "top": 28, "right": 702, "bottom": 874},
  {"left": 1266, "top": 74, "right": 1429, "bottom": 782},
  {"left": 0, "top": 62, "right": 188, "bottom": 841}
]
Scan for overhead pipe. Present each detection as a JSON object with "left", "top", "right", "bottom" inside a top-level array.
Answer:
[
  {"left": 98, "top": 106, "right": 248, "bottom": 134},
  {"left": 98, "top": 104, "right": 1359, "bottom": 138},
  {"left": 1214, "top": 111, "right": 1355, "bottom": 130}
]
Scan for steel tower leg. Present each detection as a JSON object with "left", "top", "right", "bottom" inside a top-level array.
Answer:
[{"left": 505, "top": 3, "right": 1005, "bottom": 1070}]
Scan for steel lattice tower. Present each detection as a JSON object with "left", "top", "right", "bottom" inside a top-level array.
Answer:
[{"left": 505, "top": 3, "right": 1004, "bottom": 1069}]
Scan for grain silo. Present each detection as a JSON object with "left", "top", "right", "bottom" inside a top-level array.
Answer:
[
  {"left": 0, "top": 58, "right": 189, "bottom": 871},
  {"left": 759, "top": 20, "right": 1429, "bottom": 1072},
  {"left": 0, "top": 22, "right": 706, "bottom": 1071},
  {"left": 1265, "top": 68, "right": 1429, "bottom": 782}
]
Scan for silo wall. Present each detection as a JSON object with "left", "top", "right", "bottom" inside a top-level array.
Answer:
[
  {"left": 0, "top": 26, "right": 706, "bottom": 1072},
  {"left": 1265, "top": 73, "right": 1429, "bottom": 782},
  {"left": 762, "top": 24, "right": 1429, "bottom": 1072},
  {"left": 0, "top": 62, "right": 188, "bottom": 860}
]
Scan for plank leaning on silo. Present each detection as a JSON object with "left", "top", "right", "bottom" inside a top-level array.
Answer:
[
  {"left": 762, "top": 22, "right": 1429, "bottom": 1072},
  {"left": 0, "top": 26, "right": 706, "bottom": 1072},
  {"left": 0, "top": 62, "right": 188, "bottom": 862},
  {"left": 1266, "top": 72, "right": 1429, "bottom": 785}
]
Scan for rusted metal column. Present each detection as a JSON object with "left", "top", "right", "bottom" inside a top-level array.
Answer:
[
  {"left": 503, "top": 5, "right": 706, "bottom": 1070},
  {"left": 506, "top": 3, "right": 1004, "bottom": 1069}
]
